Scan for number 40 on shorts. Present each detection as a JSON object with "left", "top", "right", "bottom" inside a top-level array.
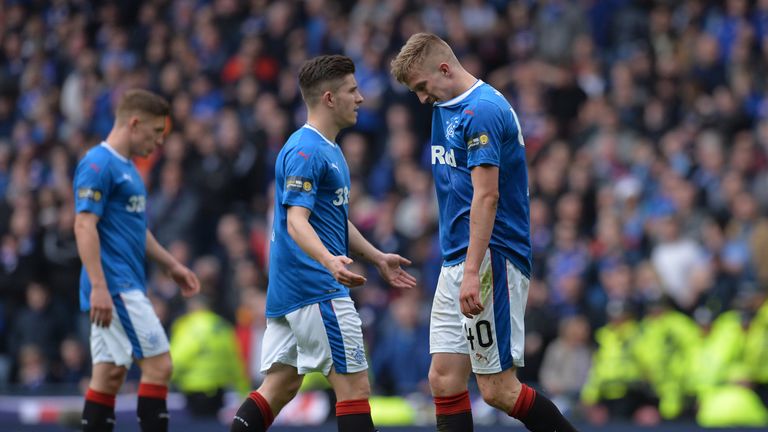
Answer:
[{"left": 464, "top": 320, "right": 494, "bottom": 350}]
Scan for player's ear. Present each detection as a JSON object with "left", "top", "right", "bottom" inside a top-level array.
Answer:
[
  {"left": 322, "top": 90, "right": 333, "bottom": 107},
  {"left": 439, "top": 63, "right": 449, "bottom": 76}
]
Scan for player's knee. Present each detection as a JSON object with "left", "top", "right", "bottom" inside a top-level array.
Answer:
[
  {"left": 105, "top": 366, "right": 127, "bottom": 392},
  {"left": 349, "top": 378, "right": 371, "bottom": 400},
  {"left": 428, "top": 363, "right": 462, "bottom": 395},
  {"left": 335, "top": 373, "right": 371, "bottom": 401},
  {"left": 479, "top": 386, "right": 507, "bottom": 410},
  {"left": 428, "top": 366, "right": 445, "bottom": 389},
  {"left": 155, "top": 358, "right": 173, "bottom": 382},
  {"left": 142, "top": 356, "right": 173, "bottom": 383},
  {"left": 477, "top": 373, "right": 521, "bottom": 412},
  {"left": 284, "top": 377, "right": 302, "bottom": 400},
  {"left": 265, "top": 376, "right": 302, "bottom": 408}
]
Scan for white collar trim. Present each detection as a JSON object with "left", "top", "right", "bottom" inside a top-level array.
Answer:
[
  {"left": 100, "top": 142, "right": 129, "bottom": 162},
  {"left": 435, "top": 80, "right": 484, "bottom": 107},
  {"left": 302, "top": 124, "right": 337, "bottom": 147}
]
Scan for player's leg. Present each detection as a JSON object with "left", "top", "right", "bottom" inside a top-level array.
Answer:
[
  {"left": 83, "top": 362, "right": 127, "bottom": 432},
  {"left": 116, "top": 291, "right": 173, "bottom": 432},
  {"left": 472, "top": 251, "right": 577, "bottom": 432},
  {"left": 83, "top": 300, "right": 135, "bottom": 432},
  {"left": 231, "top": 364, "right": 303, "bottom": 432},
  {"left": 136, "top": 353, "right": 172, "bottom": 432},
  {"left": 310, "top": 298, "right": 374, "bottom": 432},
  {"left": 430, "top": 353, "right": 473, "bottom": 432},
  {"left": 429, "top": 263, "right": 474, "bottom": 431},
  {"left": 231, "top": 315, "right": 303, "bottom": 431},
  {"left": 327, "top": 368, "right": 375, "bottom": 431}
]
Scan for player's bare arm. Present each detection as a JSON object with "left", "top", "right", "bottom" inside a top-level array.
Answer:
[
  {"left": 347, "top": 220, "right": 417, "bottom": 290},
  {"left": 287, "top": 205, "right": 366, "bottom": 287},
  {"left": 74, "top": 212, "right": 113, "bottom": 327},
  {"left": 460, "top": 164, "right": 499, "bottom": 318},
  {"left": 146, "top": 230, "right": 200, "bottom": 297}
]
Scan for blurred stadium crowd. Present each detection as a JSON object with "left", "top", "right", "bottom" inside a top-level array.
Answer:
[{"left": 1, "top": 0, "right": 768, "bottom": 427}]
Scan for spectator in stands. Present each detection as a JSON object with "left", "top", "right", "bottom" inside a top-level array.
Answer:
[
  {"left": 1, "top": 1, "right": 768, "bottom": 427},
  {"left": 170, "top": 295, "right": 249, "bottom": 417},
  {"left": 371, "top": 291, "right": 430, "bottom": 396},
  {"left": 539, "top": 314, "right": 592, "bottom": 417},
  {"left": 8, "top": 282, "right": 69, "bottom": 365}
]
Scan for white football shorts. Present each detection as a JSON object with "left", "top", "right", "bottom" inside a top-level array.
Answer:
[
  {"left": 430, "top": 249, "right": 530, "bottom": 374},
  {"left": 90, "top": 289, "right": 169, "bottom": 368},
  {"left": 261, "top": 296, "right": 368, "bottom": 375}
]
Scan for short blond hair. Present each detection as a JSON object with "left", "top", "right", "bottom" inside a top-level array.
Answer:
[
  {"left": 115, "top": 89, "right": 169, "bottom": 122},
  {"left": 390, "top": 33, "right": 457, "bottom": 83}
]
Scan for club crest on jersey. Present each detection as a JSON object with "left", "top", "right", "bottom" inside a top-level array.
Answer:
[
  {"left": 77, "top": 188, "right": 102, "bottom": 202},
  {"left": 445, "top": 115, "right": 461, "bottom": 139},
  {"left": 286, "top": 176, "right": 313, "bottom": 193},
  {"left": 467, "top": 132, "right": 490, "bottom": 151}
]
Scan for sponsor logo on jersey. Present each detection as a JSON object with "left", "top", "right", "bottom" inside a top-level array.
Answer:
[
  {"left": 77, "top": 188, "right": 102, "bottom": 202},
  {"left": 467, "top": 132, "right": 490, "bottom": 151},
  {"left": 286, "top": 176, "right": 313, "bottom": 192},
  {"left": 431, "top": 145, "right": 456, "bottom": 167}
]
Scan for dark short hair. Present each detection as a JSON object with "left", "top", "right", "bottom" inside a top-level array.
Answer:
[
  {"left": 298, "top": 55, "right": 355, "bottom": 106},
  {"left": 116, "top": 89, "right": 170, "bottom": 120}
]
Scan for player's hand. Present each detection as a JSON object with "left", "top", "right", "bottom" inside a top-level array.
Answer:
[
  {"left": 376, "top": 254, "right": 417, "bottom": 290},
  {"left": 459, "top": 271, "right": 484, "bottom": 319},
  {"left": 325, "top": 255, "right": 366, "bottom": 287},
  {"left": 169, "top": 263, "right": 201, "bottom": 297},
  {"left": 90, "top": 282, "right": 114, "bottom": 327}
]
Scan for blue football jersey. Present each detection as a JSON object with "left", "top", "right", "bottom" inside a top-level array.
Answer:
[
  {"left": 267, "top": 124, "right": 352, "bottom": 318},
  {"left": 74, "top": 143, "right": 148, "bottom": 311},
  {"left": 430, "top": 80, "right": 532, "bottom": 278}
]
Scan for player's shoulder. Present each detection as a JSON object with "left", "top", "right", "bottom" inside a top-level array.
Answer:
[
  {"left": 282, "top": 127, "right": 332, "bottom": 160},
  {"left": 76, "top": 144, "right": 115, "bottom": 173},
  {"left": 473, "top": 84, "right": 513, "bottom": 112}
]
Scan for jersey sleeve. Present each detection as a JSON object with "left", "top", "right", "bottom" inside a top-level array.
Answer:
[
  {"left": 465, "top": 99, "right": 513, "bottom": 169},
  {"left": 281, "top": 145, "right": 322, "bottom": 211},
  {"left": 74, "top": 155, "right": 112, "bottom": 217}
]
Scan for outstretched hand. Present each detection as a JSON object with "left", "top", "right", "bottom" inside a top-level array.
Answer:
[
  {"left": 169, "top": 263, "right": 201, "bottom": 297},
  {"left": 326, "top": 255, "right": 367, "bottom": 287},
  {"left": 376, "top": 253, "right": 417, "bottom": 290}
]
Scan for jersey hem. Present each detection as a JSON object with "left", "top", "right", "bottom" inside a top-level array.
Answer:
[
  {"left": 441, "top": 247, "right": 531, "bottom": 279},
  {"left": 265, "top": 291, "right": 350, "bottom": 318}
]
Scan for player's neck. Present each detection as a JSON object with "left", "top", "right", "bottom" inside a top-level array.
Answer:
[
  {"left": 305, "top": 115, "right": 339, "bottom": 144},
  {"left": 105, "top": 129, "right": 132, "bottom": 159},
  {"left": 450, "top": 70, "right": 479, "bottom": 99}
]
